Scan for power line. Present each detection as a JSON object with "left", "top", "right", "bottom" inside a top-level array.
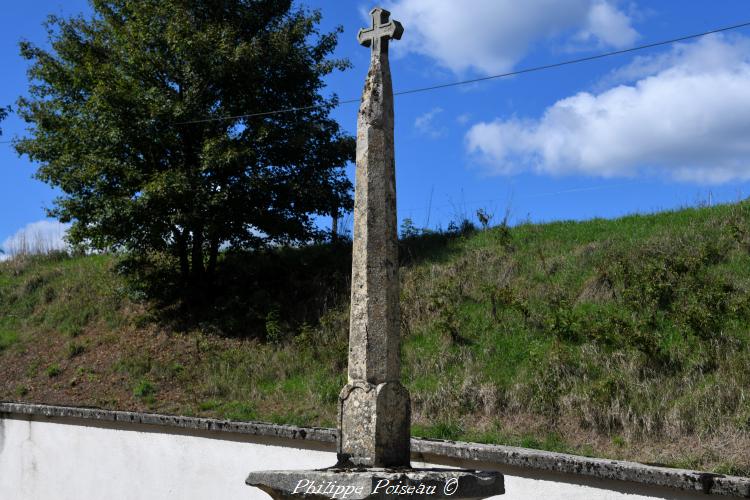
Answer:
[
  {"left": 1, "top": 19, "right": 750, "bottom": 133},
  {"left": 174, "top": 101, "right": 361, "bottom": 125},
  {"left": 392, "top": 20, "right": 750, "bottom": 97},
  {"left": 176, "top": 19, "right": 750, "bottom": 124}
]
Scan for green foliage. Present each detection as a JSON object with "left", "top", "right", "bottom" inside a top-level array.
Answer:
[
  {"left": 447, "top": 218, "right": 476, "bottom": 236},
  {"left": 265, "top": 308, "right": 283, "bottom": 344},
  {"left": 115, "top": 354, "right": 152, "bottom": 379},
  {"left": 133, "top": 240, "right": 350, "bottom": 336},
  {"left": 216, "top": 401, "right": 258, "bottom": 421},
  {"left": 0, "top": 254, "right": 126, "bottom": 343},
  {"left": 46, "top": 363, "right": 61, "bottom": 378},
  {"left": 164, "top": 361, "right": 185, "bottom": 380},
  {"left": 0, "top": 327, "right": 19, "bottom": 352},
  {"left": 412, "top": 421, "right": 465, "bottom": 441},
  {"left": 398, "top": 201, "right": 750, "bottom": 473},
  {"left": 25, "top": 361, "right": 41, "bottom": 378},
  {"left": 16, "top": 0, "right": 354, "bottom": 294},
  {"left": 400, "top": 218, "right": 420, "bottom": 239},
  {"left": 133, "top": 379, "right": 156, "bottom": 399},
  {"left": 4, "top": 201, "right": 750, "bottom": 473},
  {"left": 518, "top": 432, "right": 568, "bottom": 453},
  {"left": 0, "top": 106, "right": 7, "bottom": 136},
  {"left": 66, "top": 341, "right": 85, "bottom": 358}
]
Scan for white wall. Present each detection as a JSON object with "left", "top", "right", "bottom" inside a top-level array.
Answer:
[{"left": 0, "top": 415, "right": 708, "bottom": 500}]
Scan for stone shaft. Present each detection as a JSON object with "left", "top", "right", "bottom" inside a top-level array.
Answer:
[
  {"left": 348, "top": 35, "right": 400, "bottom": 385},
  {"left": 338, "top": 8, "right": 410, "bottom": 468}
]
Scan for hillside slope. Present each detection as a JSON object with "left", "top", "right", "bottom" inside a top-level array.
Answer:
[{"left": 2, "top": 202, "right": 750, "bottom": 474}]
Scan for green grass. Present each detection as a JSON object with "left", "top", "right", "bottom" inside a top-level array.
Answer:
[
  {"left": 45, "top": 363, "right": 61, "bottom": 378},
  {"left": 0, "top": 328, "right": 19, "bottom": 351},
  {"left": 400, "top": 202, "right": 750, "bottom": 474},
  {"left": 3, "top": 201, "right": 750, "bottom": 474},
  {"left": 133, "top": 378, "right": 157, "bottom": 405},
  {"left": 0, "top": 253, "right": 129, "bottom": 344}
]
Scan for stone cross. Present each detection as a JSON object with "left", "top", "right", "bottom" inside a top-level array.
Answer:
[
  {"left": 357, "top": 8, "right": 404, "bottom": 56},
  {"left": 246, "top": 9, "right": 504, "bottom": 495},
  {"left": 337, "top": 7, "right": 410, "bottom": 468}
]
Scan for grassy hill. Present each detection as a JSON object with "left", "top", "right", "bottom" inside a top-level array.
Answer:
[{"left": 2, "top": 202, "right": 750, "bottom": 475}]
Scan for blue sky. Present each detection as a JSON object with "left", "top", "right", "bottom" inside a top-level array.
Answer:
[{"left": 2, "top": 1, "right": 750, "bottom": 250}]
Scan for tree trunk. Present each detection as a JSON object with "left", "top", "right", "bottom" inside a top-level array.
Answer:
[
  {"left": 190, "top": 225, "right": 205, "bottom": 284},
  {"left": 174, "top": 229, "right": 190, "bottom": 283},
  {"left": 206, "top": 236, "right": 219, "bottom": 279},
  {"left": 331, "top": 205, "right": 339, "bottom": 242}
]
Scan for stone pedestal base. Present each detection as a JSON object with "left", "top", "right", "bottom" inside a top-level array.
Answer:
[
  {"left": 246, "top": 467, "right": 504, "bottom": 499},
  {"left": 338, "top": 381, "right": 411, "bottom": 467}
]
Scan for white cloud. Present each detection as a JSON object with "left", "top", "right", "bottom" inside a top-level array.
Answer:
[
  {"left": 382, "top": 0, "right": 637, "bottom": 75},
  {"left": 1, "top": 220, "right": 70, "bottom": 260},
  {"left": 414, "top": 107, "right": 445, "bottom": 138},
  {"left": 601, "top": 33, "right": 750, "bottom": 87},
  {"left": 457, "top": 113, "right": 472, "bottom": 125},
  {"left": 576, "top": 1, "right": 638, "bottom": 48},
  {"left": 466, "top": 35, "right": 750, "bottom": 184}
]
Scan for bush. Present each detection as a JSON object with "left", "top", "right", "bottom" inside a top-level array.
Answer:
[
  {"left": 46, "top": 364, "right": 61, "bottom": 377},
  {"left": 133, "top": 379, "right": 156, "bottom": 400},
  {"left": 66, "top": 341, "right": 85, "bottom": 358}
]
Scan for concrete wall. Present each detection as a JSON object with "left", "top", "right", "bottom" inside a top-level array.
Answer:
[
  {"left": 0, "top": 416, "right": 331, "bottom": 500},
  {"left": 0, "top": 411, "right": 720, "bottom": 500}
]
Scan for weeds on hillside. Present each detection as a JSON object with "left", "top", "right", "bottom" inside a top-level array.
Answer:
[
  {"left": 0, "top": 253, "right": 129, "bottom": 354},
  {"left": 3, "top": 202, "right": 750, "bottom": 474},
  {"left": 397, "top": 202, "right": 750, "bottom": 474}
]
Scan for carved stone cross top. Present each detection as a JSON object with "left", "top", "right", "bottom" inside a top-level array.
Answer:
[{"left": 357, "top": 7, "right": 403, "bottom": 56}]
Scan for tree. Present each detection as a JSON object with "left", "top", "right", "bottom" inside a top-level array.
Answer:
[
  {"left": 0, "top": 106, "right": 7, "bottom": 135},
  {"left": 16, "top": 0, "right": 354, "bottom": 289}
]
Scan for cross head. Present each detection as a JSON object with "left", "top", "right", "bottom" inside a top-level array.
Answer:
[{"left": 357, "top": 7, "right": 403, "bottom": 56}]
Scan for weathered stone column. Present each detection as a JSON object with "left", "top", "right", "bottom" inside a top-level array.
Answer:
[
  {"left": 337, "top": 7, "right": 409, "bottom": 469},
  {"left": 246, "top": 8, "right": 504, "bottom": 497}
]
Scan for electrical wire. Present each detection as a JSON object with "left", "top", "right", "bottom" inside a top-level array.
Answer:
[
  {"left": 174, "top": 20, "right": 750, "bottom": 124},
  {"left": 1, "top": 19, "right": 749, "bottom": 133}
]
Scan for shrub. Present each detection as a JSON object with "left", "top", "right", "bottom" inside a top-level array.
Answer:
[
  {"left": 133, "top": 379, "right": 156, "bottom": 399},
  {"left": 46, "top": 364, "right": 61, "bottom": 377}
]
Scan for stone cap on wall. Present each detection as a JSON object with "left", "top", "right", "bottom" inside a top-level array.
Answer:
[{"left": 2, "top": 401, "right": 748, "bottom": 497}]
